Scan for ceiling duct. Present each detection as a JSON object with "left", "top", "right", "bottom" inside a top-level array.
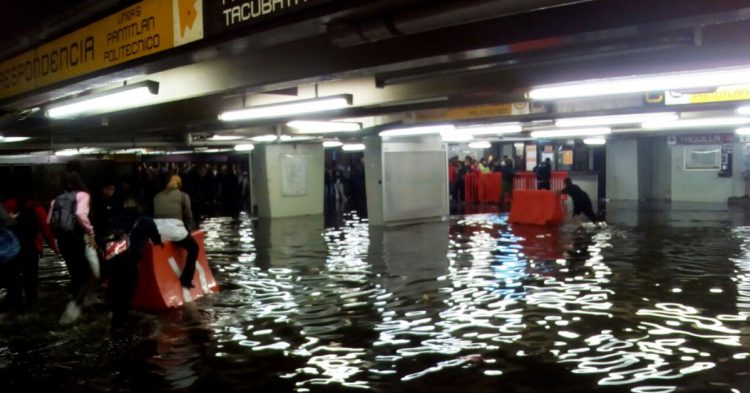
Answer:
[{"left": 327, "top": 0, "right": 593, "bottom": 47}]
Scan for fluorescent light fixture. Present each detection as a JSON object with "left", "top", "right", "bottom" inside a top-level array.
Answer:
[
  {"left": 208, "top": 135, "right": 244, "bottom": 141},
  {"left": 55, "top": 149, "right": 79, "bottom": 156},
  {"left": 583, "top": 137, "right": 607, "bottom": 145},
  {"left": 529, "top": 68, "right": 750, "bottom": 100},
  {"left": 46, "top": 81, "right": 159, "bottom": 119},
  {"left": 379, "top": 124, "right": 455, "bottom": 137},
  {"left": 279, "top": 135, "right": 318, "bottom": 142},
  {"left": 112, "top": 148, "right": 148, "bottom": 154},
  {"left": 460, "top": 123, "right": 522, "bottom": 135},
  {"left": 555, "top": 112, "right": 678, "bottom": 127},
  {"left": 468, "top": 141, "right": 491, "bottom": 149},
  {"left": 195, "top": 147, "right": 233, "bottom": 153},
  {"left": 342, "top": 143, "right": 365, "bottom": 151},
  {"left": 287, "top": 120, "right": 361, "bottom": 133},
  {"left": 234, "top": 144, "right": 255, "bottom": 152},
  {"left": 55, "top": 147, "right": 102, "bottom": 156},
  {"left": 250, "top": 134, "right": 278, "bottom": 142},
  {"left": 0, "top": 136, "right": 30, "bottom": 143},
  {"left": 641, "top": 117, "right": 750, "bottom": 130},
  {"left": 737, "top": 106, "right": 750, "bottom": 115},
  {"left": 323, "top": 140, "right": 343, "bottom": 148},
  {"left": 218, "top": 95, "right": 352, "bottom": 122},
  {"left": 441, "top": 130, "right": 473, "bottom": 142},
  {"left": 531, "top": 127, "right": 611, "bottom": 138}
]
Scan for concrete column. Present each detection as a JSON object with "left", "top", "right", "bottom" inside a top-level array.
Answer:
[
  {"left": 365, "top": 134, "right": 449, "bottom": 226},
  {"left": 606, "top": 139, "right": 639, "bottom": 200},
  {"left": 251, "top": 143, "right": 324, "bottom": 218}
]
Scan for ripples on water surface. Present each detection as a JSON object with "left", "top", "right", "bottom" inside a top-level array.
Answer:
[{"left": 1, "top": 211, "right": 750, "bottom": 392}]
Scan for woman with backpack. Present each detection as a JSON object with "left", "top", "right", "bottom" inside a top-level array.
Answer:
[{"left": 48, "top": 171, "right": 96, "bottom": 324}]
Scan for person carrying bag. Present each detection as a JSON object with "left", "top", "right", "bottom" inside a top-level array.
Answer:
[{"left": 0, "top": 203, "right": 20, "bottom": 264}]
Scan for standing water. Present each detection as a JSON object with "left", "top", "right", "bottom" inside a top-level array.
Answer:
[{"left": 1, "top": 208, "right": 750, "bottom": 392}]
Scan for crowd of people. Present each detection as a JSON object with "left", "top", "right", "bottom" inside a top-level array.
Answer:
[
  {"left": 449, "top": 155, "right": 523, "bottom": 204},
  {"left": 449, "top": 155, "right": 601, "bottom": 225},
  {"left": 448, "top": 155, "right": 556, "bottom": 204},
  {"left": 324, "top": 157, "right": 366, "bottom": 209},
  {"left": 0, "top": 160, "right": 248, "bottom": 333},
  {"left": 136, "top": 161, "right": 250, "bottom": 219}
]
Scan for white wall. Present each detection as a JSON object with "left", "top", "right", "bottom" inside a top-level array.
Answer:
[
  {"left": 606, "top": 139, "right": 639, "bottom": 200},
  {"left": 669, "top": 142, "right": 744, "bottom": 203},
  {"left": 251, "top": 143, "right": 324, "bottom": 218},
  {"left": 364, "top": 137, "right": 384, "bottom": 225},
  {"left": 368, "top": 135, "right": 448, "bottom": 225}
]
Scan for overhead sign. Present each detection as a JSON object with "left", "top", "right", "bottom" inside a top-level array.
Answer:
[
  {"left": 415, "top": 102, "right": 536, "bottom": 122},
  {"left": 204, "top": 0, "right": 333, "bottom": 36},
  {"left": 668, "top": 134, "right": 735, "bottom": 145},
  {"left": 0, "top": 0, "right": 204, "bottom": 100},
  {"left": 665, "top": 84, "right": 750, "bottom": 105}
]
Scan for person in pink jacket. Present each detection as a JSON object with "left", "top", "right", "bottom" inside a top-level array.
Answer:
[{"left": 48, "top": 171, "right": 96, "bottom": 324}]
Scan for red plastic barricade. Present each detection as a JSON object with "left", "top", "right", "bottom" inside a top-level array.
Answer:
[
  {"left": 514, "top": 172, "right": 536, "bottom": 191},
  {"left": 132, "top": 231, "right": 220, "bottom": 312},
  {"left": 511, "top": 171, "right": 569, "bottom": 192},
  {"left": 508, "top": 190, "right": 565, "bottom": 226},
  {"left": 464, "top": 173, "right": 479, "bottom": 202},
  {"left": 478, "top": 173, "right": 502, "bottom": 203}
]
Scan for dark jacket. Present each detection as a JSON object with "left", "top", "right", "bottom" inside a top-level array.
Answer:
[
  {"left": 534, "top": 163, "right": 551, "bottom": 182},
  {"left": 109, "top": 207, "right": 162, "bottom": 262},
  {"left": 562, "top": 184, "right": 592, "bottom": 207}
]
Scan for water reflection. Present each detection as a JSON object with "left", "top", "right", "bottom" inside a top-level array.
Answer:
[{"left": 2, "top": 212, "right": 750, "bottom": 392}]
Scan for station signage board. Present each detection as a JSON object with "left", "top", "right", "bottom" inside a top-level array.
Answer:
[
  {"left": 665, "top": 84, "right": 750, "bottom": 105},
  {"left": 667, "top": 134, "right": 735, "bottom": 145},
  {"left": 0, "top": 0, "right": 204, "bottom": 100},
  {"left": 203, "top": 0, "right": 334, "bottom": 36},
  {"left": 415, "top": 102, "right": 539, "bottom": 122}
]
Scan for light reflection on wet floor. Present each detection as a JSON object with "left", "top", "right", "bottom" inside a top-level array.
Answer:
[{"left": 2, "top": 209, "right": 750, "bottom": 392}]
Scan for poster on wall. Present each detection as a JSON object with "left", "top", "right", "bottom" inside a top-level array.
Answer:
[
  {"left": 281, "top": 154, "right": 307, "bottom": 196},
  {"left": 525, "top": 145, "right": 538, "bottom": 171},
  {"left": 684, "top": 145, "right": 721, "bottom": 170},
  {"left": 562, "top": 150, "right": 573, "bottom": 166}
]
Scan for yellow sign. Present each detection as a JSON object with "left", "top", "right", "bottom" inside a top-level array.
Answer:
[
  {"left": 0, "top": 0, "right": 203, "bottom": 100},
  {"left": 562, "top": 150, "right": 573, "bottom": 166},
  {"left": 665, "top": 85, "right": 750, "bottom": 105},
  {"left": 416, "top": 102, "right": 529, "bottom": 122}
]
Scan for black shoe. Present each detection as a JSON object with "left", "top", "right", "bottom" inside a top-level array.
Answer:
[{"left": 180, "top": 279, "right": 195, "bottom": 289}]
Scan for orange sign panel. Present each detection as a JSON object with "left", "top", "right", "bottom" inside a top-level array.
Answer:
[{"left": 0, "top": 0, "right": 203, "bottom": 100}]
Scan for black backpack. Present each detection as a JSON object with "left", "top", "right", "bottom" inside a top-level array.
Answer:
[{"left": 50, "top": 191, "right": 78, "bottom": 234}]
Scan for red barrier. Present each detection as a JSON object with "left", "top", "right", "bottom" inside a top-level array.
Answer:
[
  {"left": 464, "top": 171, "right": 569, "bottom": 203},
  {"left": 510, "top": 171, "right": 569, "bottom": 191},
  {"left": 479, "top": 173, "right": 502, "bottom": 203},
  {"left": 508, "top": 190, "right": 565, "bottom": 226},
  {"left": 132, "top": 231, "right": 220, "bottom": 312},
  {"left": 464, "top": 173, "right": 479, "bottom": 202},
  {"left": 551, "top": 171, "right": 568, "bottom": 191},
  {"left": 514, "top": 172, "right": 536, "bottom": 191}
]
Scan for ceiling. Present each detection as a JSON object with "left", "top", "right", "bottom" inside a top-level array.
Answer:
[{"left": 1, "top": 0, "right": 750, "bottom": 154}]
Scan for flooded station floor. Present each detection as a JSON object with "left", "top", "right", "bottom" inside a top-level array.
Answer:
[{"left": 2, "top": 204, "right": 750, "bottom": 392}]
